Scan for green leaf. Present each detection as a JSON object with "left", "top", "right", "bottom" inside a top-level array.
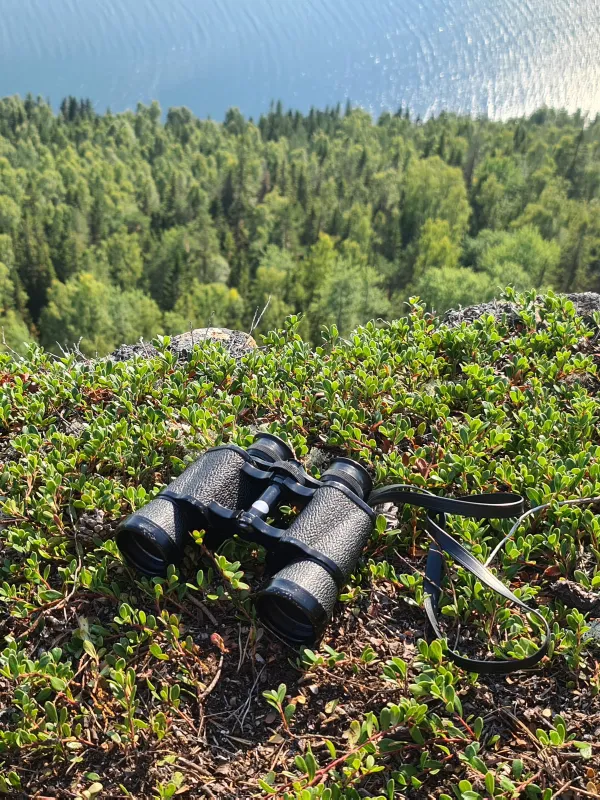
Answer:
[
  {"left": 305, "top": 751, "right": 318, "bottom": 782},
  {"left": 50, "top": 676, "right": 66, "bottom": 692},
  {"left": 429, "top": 639, "right": 443, "bottom": 664},
  {"left": 44, "top": 701, "right": 58, "bottom": 723},
  {"left": 294, "top": 756, "right": 308, "bottom": 775},
  {"left": 83, "top": 639, "right": 97, "bottom": 660},
  {"left": 512, "top": 759, "right": 524, "bottom": 779},
  {"left": 573, "top": 741, "right": 593, "bottom": 759},
  {"left": 379, "top": 707, "right": 391, "bottom": 731},
  {"left": 348, "top": 719, "right": 361, "bottom": 746},
  {"left": 409, "top": 725, "right": 425, "bottom": 744},
  {"left": 258, "top": 779, "right": 277, "bottom": 795},
  {"left": 150, "top": 643, "right": 169, "bottom": 661}
]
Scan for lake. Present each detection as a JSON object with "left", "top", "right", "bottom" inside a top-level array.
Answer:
[{"left": 1, "top": 0, "right": 599, "bottom": 121}]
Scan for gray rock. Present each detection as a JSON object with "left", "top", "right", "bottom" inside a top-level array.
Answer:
[
  {"left": 442, "top": 292, "right": 600, "bottom": 329},
  {"left": 442, "top": 299, "right": 521, "bottom": 329},
  {"left": 108, "top": 327, "right": 257, "bottom": 362},
  {"left": 550, "top": 579, "right": 600, "bottom": 613},
  {"left": 588, "top": 620, "right": 600, "bottom": 645}
]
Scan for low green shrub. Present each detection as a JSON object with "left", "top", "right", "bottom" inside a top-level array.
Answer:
[{"left": 0, "top": 290, "right": 599, "bottom": 797}]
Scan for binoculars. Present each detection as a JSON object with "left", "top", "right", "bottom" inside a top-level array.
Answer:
[{"left": 116, "top": 434, "right": 375, "bottom": 643}]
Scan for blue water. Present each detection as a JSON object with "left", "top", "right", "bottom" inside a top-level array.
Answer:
[{"left": 0, "top": 0, "right": 599, "bottom": 120}]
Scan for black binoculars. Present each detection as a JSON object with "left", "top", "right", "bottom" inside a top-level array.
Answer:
[{"left": 116, "top": 434, "right": 375, "bottom": 643}]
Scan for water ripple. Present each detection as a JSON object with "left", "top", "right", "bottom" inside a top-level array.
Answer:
[{"left": 0, "top": 0, "right": 599, "bottom": 119}]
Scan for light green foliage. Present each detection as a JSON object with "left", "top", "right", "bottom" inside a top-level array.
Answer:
[
  {"left": 0, "top": 194, "right": 20, "bottom": 235},
  {"left": 476, "top": 225, "right": 560, "bottom": 287},
  {"left": 250, "top": 245, "right": 295, "bottom": 332},
  {"left": 166, "top": 280, "right": 244, "bottom": 331},
  {"left": 472, "top": 155, "right": 527, "bottom": 230},
  {"left": 40, "top": 272, "right": 117, "bottom": 355},
  {"left": 309, "top": 261, "right": 389, "bottom": 337},
  {"left": 41, "top": 275, "right": 164, "bottom": 355},
  {"left": 111, "top": 289, "right": 164, "bottom": 345},
  {"left": 415, "top": 225, "right": 563, "bottom": 312},
  {"left": 414, "top": 218, "right": 462, "bottom": 274},
  {"left": 1, "top": 293, "right": 599, "bottom": 796},
  {"left": 0, "top": 100, "right": 600, "bottom": 352},
  {"left": 412, "top": 266, "right": 495, "bottom": 313},
  {"left": 0, "top": 309, "right": 32, "bottom": 354},
  {"left": 402, "top": 155, "right": 471, "bottom": 243},
  {"left": 101, "top": 230, "right": 144, "bottom": 290},
  {"left": 0, "top": 260, "right": 15, "bottom": 311}
]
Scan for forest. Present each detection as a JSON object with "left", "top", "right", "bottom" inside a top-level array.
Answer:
[{"left": 0, "top": 95, "right": 599, "bottom": 355}]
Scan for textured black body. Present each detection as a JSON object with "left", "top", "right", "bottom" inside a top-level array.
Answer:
[
  {"left": 263, "top": 560, "right": 338, "bottom": 623},
  {"left": 119, "top": 496, "right": 196, "bottom": 561},
  {"left": 257, "top": 484, "right": 375, "bottom": 642},
  {"left": 116, "top": 446, "right": 260, "bottom": 573},
  {"left": 165, "top": 447, "right": 256, "bottom": 510},
  {"left": 270, "top": 485, "right": 375, "bottom": 581}
]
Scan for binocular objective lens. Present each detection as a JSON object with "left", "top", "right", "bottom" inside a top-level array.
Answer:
[
  {"left": 255, "top": 594, "right": 316, "bottom": 643},
  {"left": 120, "top": 530, "right": 169, "bottom": 575},
  {"left": 320, "top": 458, "right": 372, "bottom": 499},
  {"left": 246, "top": 433, "right": 295, "bottom": 464}
]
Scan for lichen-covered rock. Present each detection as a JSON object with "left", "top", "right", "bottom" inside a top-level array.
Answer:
[
  {"left": 108, "top": 327, "right": 256, "bottom": 362},
  {"left": 443, "top": 292, "right": 600, "bottom": 328}
]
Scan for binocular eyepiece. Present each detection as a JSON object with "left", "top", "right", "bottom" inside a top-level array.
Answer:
[{"left": 116, "top": 434, "right": 375, "bottom": 644}]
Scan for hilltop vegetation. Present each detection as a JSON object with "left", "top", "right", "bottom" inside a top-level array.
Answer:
[
  {"left": 1, "top": 293, "right": 599, "bottom": 797},
  {"left": 1, "top": 97, "right": 600, "bottom": 354}
]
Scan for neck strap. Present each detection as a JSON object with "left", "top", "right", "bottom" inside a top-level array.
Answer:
[{"left": 368, "top": 485, "right": 550, "bottom": 675}]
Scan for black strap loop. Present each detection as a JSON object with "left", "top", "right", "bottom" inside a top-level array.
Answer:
[{"left": 368, "top": 484, "right": 550, "bottom": 675}]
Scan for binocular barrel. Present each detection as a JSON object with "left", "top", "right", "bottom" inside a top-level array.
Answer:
[
  {"left": 256, "top": 459, "right": 374, "bottom": 642},
  {"left": 116, "top": 433, "right": 294, "bottom": 576},
  {"left": 116, "top": 435, "right": 375, "bottom": 644}
]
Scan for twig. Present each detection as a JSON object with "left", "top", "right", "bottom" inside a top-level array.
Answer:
[
  {"left": 187, "top": 593, "right": 219, "bottom": 627},
  {"left": 238, "top": 625, "right": 254, "bottom": 674},
  {"left": 281, "top": 731, "right": 384, "bottom": 793},
  {"left": 561, "top": 785, "right": 600, "bottom": 799},
  {"left": 225, "top": 734, "right": 254, "bottom": 746},
  {"left": 19, "top": 555, "right": 83, "bottom": 639},
  {"left": 249, "top": 298, "right": 271, "bottom": 335},
  {"left": 514, "top": 770, "right": 542, "bottom": 794},
  {"left": 1, "top": 327, "right": 25, "bottom": 361},
  {"left": 199, "top": 652, "right": 224, "bottom": 701},
  {"left": 500, "top": 709, "right": 543, "bottom": 752},
  {"left": 234, "top": 665, "right": 265, "bottom": 732},
  {"left": 270, "top": 740, "right": 287, "bottom": 772},
  {"left": 176, "top": 756, "right": 214, "bottom": 781},
  {"left": 551, "top": 779, "right": 575, "bottom": 799}
]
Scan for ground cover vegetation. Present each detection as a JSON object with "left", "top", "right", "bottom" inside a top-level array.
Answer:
[
  {"left": 0, "top": 291, "right": 599, "bottom": 797},
  {"left": 1, "top": 97, "right": 600, "bottom": 355}
]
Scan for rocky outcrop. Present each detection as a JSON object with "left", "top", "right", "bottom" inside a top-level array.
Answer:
[
  {"left": 108, "top": 327, "right": 257, "bottom": 362},
  {"left": 106, "top": 294, "right": 600, "bottom": 362},
  {"left": 442, "top": 292, "right": 600, "bottom": 328}
]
